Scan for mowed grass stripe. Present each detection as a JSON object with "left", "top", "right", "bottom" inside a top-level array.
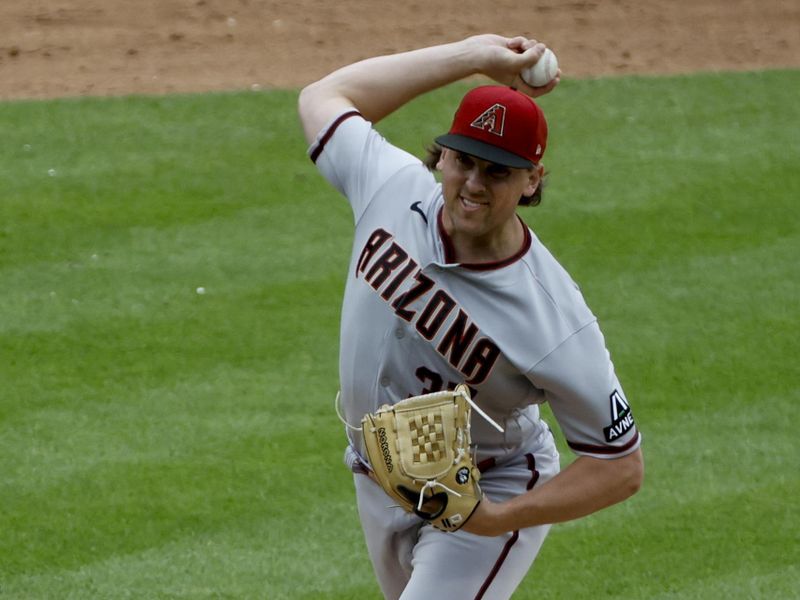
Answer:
[{"left": 1, "top": 69, "right": 798, "bottom": 598}]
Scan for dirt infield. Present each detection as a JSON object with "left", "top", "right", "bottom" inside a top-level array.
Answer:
[{"left": 1, "top": 0, "right": 798, "bottom": 100}]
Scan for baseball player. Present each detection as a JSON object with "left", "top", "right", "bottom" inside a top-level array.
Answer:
[{"left": 298, "top": 34, "right": 644, "bottom": 599}]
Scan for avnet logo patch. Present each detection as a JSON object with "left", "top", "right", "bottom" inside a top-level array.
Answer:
[{"left": 603, "top": 390, "right": 635, "bottom": 442}]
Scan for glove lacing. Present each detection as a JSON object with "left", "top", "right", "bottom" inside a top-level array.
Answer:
[
  {"left": 335, "top": 388, "right": 505, "bottom": 433},
  {"left": 417, "top": 479, "right": 462, "bottom": 512}
]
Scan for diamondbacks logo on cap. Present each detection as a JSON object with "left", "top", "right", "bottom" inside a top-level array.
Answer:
[{"left": 470, "top": 103, "right": 506, "bottom": 137}]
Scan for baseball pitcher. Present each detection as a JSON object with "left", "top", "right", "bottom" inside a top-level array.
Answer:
[{"left": 298, "top": 33, "right": 644, "bottom": 600}]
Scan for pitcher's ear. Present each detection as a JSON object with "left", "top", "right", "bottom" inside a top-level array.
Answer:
[
  {"left": 436, "top": 148, "right": 448, "bottom": 171},
  {"left": 524, "top": 163, "right": 544, "bottom": 196}
]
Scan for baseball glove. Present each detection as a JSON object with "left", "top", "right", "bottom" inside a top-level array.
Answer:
[{"left": 361, "top": 385, "right": 494, "bottom": 532}]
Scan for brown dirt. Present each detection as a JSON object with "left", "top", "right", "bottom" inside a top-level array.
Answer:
[{"left": 1, "top": 0, "right": 798, "bottom": 100}]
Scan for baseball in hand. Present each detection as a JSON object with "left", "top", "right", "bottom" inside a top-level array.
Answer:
[{"left": 520, "top": 48, "right": 559, "bottom": 87}]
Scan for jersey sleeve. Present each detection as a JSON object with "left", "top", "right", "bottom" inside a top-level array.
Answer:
[
  {"left": 528, "top": 321, "right": 641, "bottom": 459},
  {"left": 308, "top": 110, "right": 422, "bottom": 223}
]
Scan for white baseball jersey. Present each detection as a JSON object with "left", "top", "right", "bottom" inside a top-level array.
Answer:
[{"left": 310, "top": 110, "right": 640, "bottom": 466}]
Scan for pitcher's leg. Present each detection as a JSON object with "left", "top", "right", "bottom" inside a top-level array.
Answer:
[
  {"left": 399, "top": 442, "right": 560, "bottom": 600},
  {"left": 353, "top": 473, "right": 422, "bottom": 600},
  {"left": 400, "top": 521, "right": 552, "bottom": 600}
]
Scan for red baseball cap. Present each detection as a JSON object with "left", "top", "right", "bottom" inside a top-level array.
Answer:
[{"left": 435, "top": 86, "right": 548, "bottom": 168}]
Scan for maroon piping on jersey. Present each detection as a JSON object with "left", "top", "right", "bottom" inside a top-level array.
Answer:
[
  {"left": 567, "top": 430, "right": 641, "bottom": 456},
  {"left": 309, "top": 110, "right": 362, "bottom": 164},
  {"left": 476, "top": 457, "right": 497, "bottom": 473},
  {"left": 473, "top": 453, "right": 540, "bottom": 600},
  {"left": 437, "top": 208, "right": 532, "bottom": 270}
]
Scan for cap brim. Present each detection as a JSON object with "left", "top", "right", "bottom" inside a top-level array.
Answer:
[{"left": 435, "top": 134, "right": 533, "bottom": 169}]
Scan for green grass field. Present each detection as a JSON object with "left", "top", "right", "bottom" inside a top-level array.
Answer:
[{"left": 1, "top": 69, "right": 798, "bottom": 599}]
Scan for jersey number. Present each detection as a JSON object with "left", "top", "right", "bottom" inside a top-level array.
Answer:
[{"left": 414, "top": 366, "right": 477, "bottom": 398}]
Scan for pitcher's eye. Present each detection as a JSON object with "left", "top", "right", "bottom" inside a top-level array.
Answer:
[
  {"left": 455, "top": 152, "right": 474, "bottom": 169},
  {"left": 487, "top": 165, "right": 511, "bottom": 179}
]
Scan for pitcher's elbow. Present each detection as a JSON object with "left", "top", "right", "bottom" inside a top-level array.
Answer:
[
  {"left": 625, "top": 447, "right": 645, "bottom": 498},
  {"left": 609, "top": 447, "right": 644, "bottom": 503}
]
